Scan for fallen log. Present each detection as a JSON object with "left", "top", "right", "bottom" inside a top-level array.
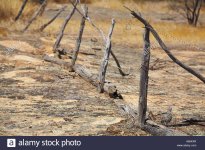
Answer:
[
  {"left": 43, "top": 57, "right": 187, "bottom": 135},
  {"left": 182, "top": 117, "right": 205, "bottom": 123},
  {"left": 56, "top": 47, "right": 95, "bottom": 56},
  {"left": 43, "top": 55, "right": 122, "bottom": 99},
  {"left": 114, "top": 101, "right": 188, "bottom": 136},
  {"left": 143, "top": 120, "right": 188, "bottom": 136},
  {"left": 167, "top": 117, "right": 205, "bottom": 127},
  {"left": 73, "top": 64, "right": 122, "bottom": 99},
  {"left": 43, "top": 55, "right": 70, "bottom": 68}
]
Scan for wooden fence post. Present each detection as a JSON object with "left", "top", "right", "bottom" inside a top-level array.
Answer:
[
  {"left": 53, "top": 0, "right": 79, "bottom": 53},
  {"left": 22, "top": 0, "right": 47, "bottom": 32},
  {"left": 69, "top": 1, "right": 128, "bottom": 76},
  {"left": 39, "top": 0, "right": 48, "bottom": 16},
  {"left": 98, "top": 19, "right": 116, "bottom": 93},
  {"left": 70, "top": 5, "right": 88, "bottom": 70},
  {"left": 126, "top": 7, "right": 205, "bottom": 84},
  {"left": 15, "top": 0, "right": 28, "bottom": 21},
  {"left": 138, "top": 27, "right": 150, "bottom": 127},
  {"left": 39, "top": 6, "right": 67, "bottom": 31}
]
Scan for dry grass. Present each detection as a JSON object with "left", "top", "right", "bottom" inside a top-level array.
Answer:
[
  {"left": 0, "top": 0, "right": 37, "bottom": 20},
  {"left": 52, "top": 0, "right": 93, "bottom": 3},
  {"left": 153, "top": 22, "right": 205, "bottom": 46},
  {"left": 0, "top": 0, "right": 204, "bottom": 50},
  {"left": 34, "top": 17, "right": 205, "bottom": 50}
]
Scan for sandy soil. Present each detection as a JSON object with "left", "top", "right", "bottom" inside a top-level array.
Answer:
[{"left": 0, "top": 3, "right": 204, "bottom": 136}]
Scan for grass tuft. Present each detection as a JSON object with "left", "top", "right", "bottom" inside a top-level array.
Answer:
[{"left": 0, "top": 0, "right": 37, "bottom": 20}]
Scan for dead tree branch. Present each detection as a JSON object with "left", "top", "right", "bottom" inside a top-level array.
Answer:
[
  {"left": 167, "top": 117, "right": 205, "bottom": 127},
  {"left": 143, "top": 120, "right": 188, "bottom": 136},
  {"left": 110, "top": 49, "right": 130, "bottom": 76}
]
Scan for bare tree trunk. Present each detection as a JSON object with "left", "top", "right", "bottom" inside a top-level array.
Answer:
[
  {"left": 39, "top": 6, "right": 67, "bottom": 31},
  {"left": 184, "top": 0, "right": 203, "bottom": 26},
  {"left": 98, "top": 19, "right": 116, "bottom": 93},
  {"left": 53, "top": 0, "right": 79, "bottom": 53},
  {"left": 22, "top": 0, "right": 47, "bottom": 32},
  {"left": 71, "top": 5, "right": 88, "bottom": 70},
  {"left": 138, "top": 28, "right": 150, "bottom": 127},
  {"left": 194, "top": 0, "right": 203, "bottom": 26},
  {"left": 15, "top": 0, "right": 28, "bottom": 21}
]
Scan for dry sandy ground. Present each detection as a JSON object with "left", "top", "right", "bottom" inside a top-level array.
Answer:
[
  {"left": 0, "top": 3, "right": 205, "bottom": 136},
  {"left": 0, "top": 35, "right": 148, "bottom": 136}
]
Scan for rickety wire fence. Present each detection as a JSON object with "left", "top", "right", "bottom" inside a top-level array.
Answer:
[{"left": 14, "top": 0, "right": 205, "bottom": 136}]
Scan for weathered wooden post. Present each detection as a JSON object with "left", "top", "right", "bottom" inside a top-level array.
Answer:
[
  {"left": 98, "top": 19, "right": 116, "bottom": 93},
  {"left": 39, "top": 0, "right": 48, "bottom": 16},
  {"left": 53, "top": 0, "right": 79, "bottom": 53},
  {"left": 70, "top": 5, "right": 88, "bottom": 71},
  {"left": 22, "top": 0, "right": 47, "bottom": 32},
  {"left": 138, "top": 27, "right": 150, "bottom": 127},
  {"left": 126, "top": 7, "right": 205, "bottom": 83},
  {"left": 39, "top": 6, "right": 67, "bottom": 31},
  {"left": 69, "top": 1, "right": 128, "bottom": 76},
  {"left": 15, "top": 0, "right": 28, "bottom": 21}
]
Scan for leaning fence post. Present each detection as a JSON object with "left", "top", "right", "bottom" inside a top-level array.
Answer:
[
  {"left": 15, "top": 0, "right": 28, "bottom": 21},
  {"left": 53, "top": 0, "right": 79, "bottom": 53},
  {"left": 22, "top": 0, "right": 47, "bottom": 32},
  {"left": 126, "top": 7, "right": 205, "bottom": 84},
  {"left": 39, "top": 0, "right": 48, "bottom": 16},
  {"left": 70, "top": 5, "right": 88, "bottom": 71},
  {"left": 39, "top": 6, "right": 67, "bottom": 31},
  {"left": 98, "top": 19, "right": 116, "bottom": 93},
  {"left": 138, "top": 27, "right": 150, "bottom": 127}
]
